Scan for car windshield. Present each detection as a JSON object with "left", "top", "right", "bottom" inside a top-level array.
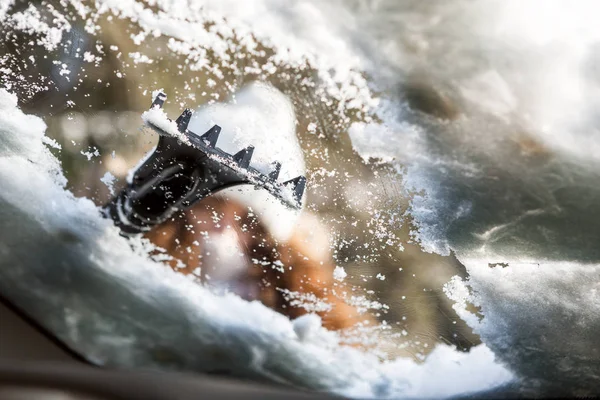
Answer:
[{"left": 1, "top": 1, "right": 599, "bottom": 398}]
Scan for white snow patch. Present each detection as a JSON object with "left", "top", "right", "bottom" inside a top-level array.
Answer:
[
  {"left": 83, "top": 51, "right": 98, "bottom": 63},
  {"left": 0, "top": 0, "right": 15, "bottom": 21},
  {"left": 293, "top": 314, "right": 324, "bottom": 343},
  {"left": 6, "top": 3, "right": 71, "bottom": 51},
  {"left": 80, "top": 147, "right": 100, "bottom": 161},
  {"left": 141, "top": 106, "right": 189, "bottom": 144},
  {"left": 333, "top": 266, "right": 347, "bottom": 282},
  {"left": 444, "top": 259, "right": 600, "bottom": 393},
  {"left": 100, "top": 171, "right": 116, "bottom": 195}
]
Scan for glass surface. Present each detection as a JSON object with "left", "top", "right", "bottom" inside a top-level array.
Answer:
[{"left": 1, "top": 1, "right": 599, "bottom": 398}]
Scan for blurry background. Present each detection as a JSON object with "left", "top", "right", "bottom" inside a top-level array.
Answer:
[{"left": 1, "top": 0, "right": 480, "bottom": 362}]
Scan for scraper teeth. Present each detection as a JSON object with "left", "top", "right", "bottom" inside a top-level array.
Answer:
[
  {"left": 151, "top": 92, "right": 167, "bottom": 108},
  {"left": 175, "top": 109, "right": 193, "bottom": 132},
  {"left": 233, "top": 146, "right": 255, "bottom": 168},
  {"left": 283, "top": 176, "right": 306, "bottom": 205},
  {"left": 268, "top": 161, "right": 282, "bottom": 181},
  {"left": 144, "top": 91, "right": 306, "bottom": 209},
  {"left": 200, "top": 125, "right": 221, "bottom": 147}
]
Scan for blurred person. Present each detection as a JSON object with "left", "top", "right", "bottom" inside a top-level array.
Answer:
[{"left": 145, "top": 192, "right": 373, "bottom": 332}]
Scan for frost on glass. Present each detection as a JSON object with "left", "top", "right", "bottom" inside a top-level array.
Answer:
[
  {"left": 0, "top": 87, "right": 511, "bottom": 398},
  {"left": 1, "top": 0, "right": 599, "bottom": 399},
  {"left": 344, "top": 0, "right": 600, "bottom": 396}
]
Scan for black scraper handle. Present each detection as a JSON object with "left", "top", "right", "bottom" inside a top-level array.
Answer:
[{"left": 103, "top": 92, "right": 306, "bottom": 235}]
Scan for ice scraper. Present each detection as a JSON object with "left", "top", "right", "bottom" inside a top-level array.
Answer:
[{"left": 104, "top": 91, "right": 306, "bottom": 235}]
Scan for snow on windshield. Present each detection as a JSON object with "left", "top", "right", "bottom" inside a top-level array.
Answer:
[
  {"left": 1, "top": 0, "right": 599, "bottom": 398},
  {"left": 341, "top": 0, "right": 600, "bottom": 395},
  {"left": 0, "top": 87, "right": 511, "bottom": 398}
]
